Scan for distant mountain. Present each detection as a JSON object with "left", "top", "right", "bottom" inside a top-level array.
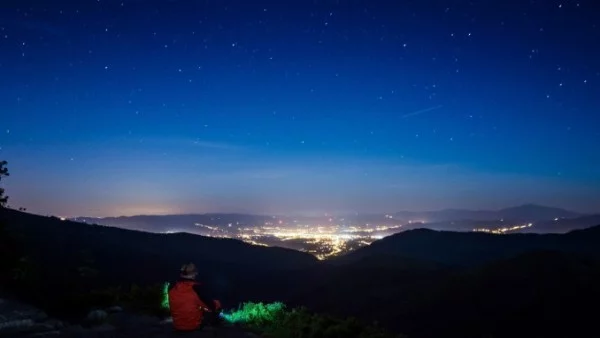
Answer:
[
  {"left": 497, "top": 203, "right": 582, "bottom": 220},
  {"left": 334, "top": 224, "right": 600, "bottom": 267},
  {"left": 397, "top": 213, "right": 600, "bottom": 233},
  {"left": 72, "top": 204, "right": 586, "bottom": 236},
  {"left": 393, "top": 204, "right": 583, "bottom": 222},
  {"left": 522, "top": 214, "right": 600, "bottom": 233},
  {"left": 71, "top": 213, "right": 275, "bottom": 233}
]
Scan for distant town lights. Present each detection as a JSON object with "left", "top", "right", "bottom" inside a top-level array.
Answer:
[{"left": 472, "top": 223, "right": 533, "bottom": 234}]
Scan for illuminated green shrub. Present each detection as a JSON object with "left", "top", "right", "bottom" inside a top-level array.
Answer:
[
  {"left": 161, "top": 282, "right": 170, "bottom": 310},
  {"left": 221, "top": 301, "right": 286, "bottom": 329},
  {"left": 220, "top": 302, "right": 404, "bottom": 338}
]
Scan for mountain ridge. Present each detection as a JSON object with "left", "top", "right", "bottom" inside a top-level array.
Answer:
[
  {"left": 3, "top": 207, "right": 600, "bottom": 338},
  {"left": 393, "top": 203, "right": 584, "bottom": 222},
  {"left": 71, "top": 203, "right": 584, "bottom": 220},
  {"left": 335, "top": 223, "right": 600, "bottom": 267}
]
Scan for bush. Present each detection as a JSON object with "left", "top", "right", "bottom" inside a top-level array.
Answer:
[
  {"left": 0, "top": 217, "right": 17, "bottom": 275},
  {"left": 223, "top": 302, "right": 286, "bottom": 330},
  {"left": 221, "top": 302, "right": 405, "bottom": 338},
  {"left": 0, "top": 217, "right": 37, "bottom": 290},
  {"left": 81, "top": 283, "right": 170, "bottom": 317},
  {"left": 21, "top": 283, "right": 170, "bottom": 321}
]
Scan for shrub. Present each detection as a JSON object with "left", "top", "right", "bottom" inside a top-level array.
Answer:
[
  {"left": 161, "top": 282, "right": 170, "bottom": 310},
  {"left": 0, "top": 218, "right": 18, "bottom": 277},
  {"left": 0, "top": 160, "right": 9, "bottom": 208},
  {"left": 221, "top": 302, "right": 404, "bottom": 338},
  {"left": 222, "top": 302, "right": 286, "bottom": 330},
  {"left": 40, "top": 283, "right": 170, "bottom": 320},
  {"left": 88, "top": 283, "right": 169, "bottom": 317}
]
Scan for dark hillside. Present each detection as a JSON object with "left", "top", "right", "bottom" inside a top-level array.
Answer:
[
  {"left": 291, "top": 250, "right": 600, "bottom": 338},
  {"left": 336, "top": 226, "right": 600, "bottom": 266},
  {"left": 4, "top": 207, "right": 600, "bottom": 338},
  {"left": 0, "top": 208, "right": 317, "bottom": 319}
]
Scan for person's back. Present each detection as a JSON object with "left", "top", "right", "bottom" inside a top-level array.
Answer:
[{"left": 168, "top": 263, "right": 221, "bottom": 332}]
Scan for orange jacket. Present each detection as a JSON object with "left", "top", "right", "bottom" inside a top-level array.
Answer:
[{"left": 168, "top": 280, "right": 205, "bottom": 331}]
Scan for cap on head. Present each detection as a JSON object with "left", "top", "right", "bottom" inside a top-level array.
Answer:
[{"left": 180, "top": 262, "right": 198, "bottom": 278}]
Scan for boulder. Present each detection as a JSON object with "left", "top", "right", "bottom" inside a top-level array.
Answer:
[
  {"left": 106, "top": 305, "right": 123, "bottom": 313},
  {"left": 0, "top": 298, "right": 67, "bottom": 337},
  {"left": 45, "top": 319, "right": 64, "bottom": 329},
  {"left": 26, "top": 331, "right": 61, "bottom": 337},
  {"left": 85, "top": 309, "right": 108, "bottom": 325},
  {"left": 91, "top": 323, "right": 116, "bottom": 332},
  {"left": 0, "top": 318, "right": 35, "bottom": 332}
]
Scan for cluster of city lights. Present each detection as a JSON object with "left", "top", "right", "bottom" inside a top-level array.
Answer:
[
  {"left": 473, "top": 223, "right": 533, "bottom": 234},
  {"left": 195, "top": 222, "right": 401, "bottom": 260},
  {"left": 67, "top": 214, "right": 541, "bottom": 259}
]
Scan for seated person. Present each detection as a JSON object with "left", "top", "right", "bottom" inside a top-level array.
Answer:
[{"left": 168, "top": 262, "right": 222, "bottom": 332}]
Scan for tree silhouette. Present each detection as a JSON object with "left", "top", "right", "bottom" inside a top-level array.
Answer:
[{"left": 0, "top": 160, "right": 9, "bottom": 208}]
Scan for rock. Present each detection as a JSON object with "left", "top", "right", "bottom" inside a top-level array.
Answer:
[
  {"left": 160, "top": 317, "right": 173, "bottom": 324},
  {"left": 0, "top": 318, "right": 35, "bottom": 331},
  {"left": 61, "top": 324, "right": 85, "bottom": 335},
  {"left": 45, "top": 319, "right": 64, "bottom": 329},
  {"left": 26, "top": 331, "right": 61, "bottom": 337},
  {"left": 91, "top": 323, "right": 115, "bottom": 332},
  {"left": 107, "top": 305, "right": 123, "bottom": 313},
  {"left": 59, "top": 324, "right": 115, "bottom": 337},
  {"left": 30, "top": 322, "right": 56, "bottom": 331},
  {"left": 86, "top": 309, "right": 108, "bottom": 325},
  {"left": 0, "top": 299, "right": 48, "bottom": 323},
  {"left": 0, "top": 298, "right": 68, "bottom": 337},
  {"left": 0, "top": 320, "right": 62, "bottom": 336},
  {"left": 108, "top": 311, "right": 163, "bottom": 330},
  {"left": 32, "top": 311, "right": 48, "bottom": 322}
]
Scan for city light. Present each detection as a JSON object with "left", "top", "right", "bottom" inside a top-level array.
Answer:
[
  {"left": 194, "top": 221, "right": 403, "bottom": 260},
  {"left": 473, "top": 223, "right": 533, "bottom": 234},
  {"left": 151, "top": 218, "right": 538, "bottom": 259}
]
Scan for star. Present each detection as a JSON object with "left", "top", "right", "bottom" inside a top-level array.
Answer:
[{"left": 2, "top": 0, "right": 599, "bottom": 218}]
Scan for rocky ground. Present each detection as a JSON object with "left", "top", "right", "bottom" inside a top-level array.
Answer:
[{"left": 0, "top": 298, "right": 258, "bottom": 337}]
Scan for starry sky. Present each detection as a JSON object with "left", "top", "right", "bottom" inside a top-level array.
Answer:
[{"left": 1, "top": 0, "right": 599, "bottom": 217}]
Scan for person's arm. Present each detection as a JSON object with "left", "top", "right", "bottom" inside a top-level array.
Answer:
[{"left": 192, "top": 284, "right": 216, "bottom": 312}]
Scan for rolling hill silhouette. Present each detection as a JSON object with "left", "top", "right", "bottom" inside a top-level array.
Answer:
[
  {"left": 71, "top": 204, "right": 595, "bottom": 236},
  {"left": 290, "top": 250, "right": 600, "bottom": 338},
  {"left": 335, "top": 225, "right": 600, "bottom": 266},
  {"left": 279, "top": 225, "right": 600, "bottom": 337},
  {"left": 393, "top": 203, "right": 583, "bottom": 222},
  {"left": 3, "top": 207, "right": 600, "bottom": 338},
  {"left": 0, "top": 208, "right": 316, "bottom": 320}
]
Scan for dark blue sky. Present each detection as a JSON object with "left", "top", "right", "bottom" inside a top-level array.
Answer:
[{"left": 1, "top": 0, "right": 599, "bottom": 217}]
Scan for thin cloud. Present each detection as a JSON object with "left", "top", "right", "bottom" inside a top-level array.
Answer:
[{"left": 402, "top": 105, "right": 443, "bottom": 118}]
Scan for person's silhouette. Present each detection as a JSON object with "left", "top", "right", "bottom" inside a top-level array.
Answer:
[{"left": 167, "top": 263, "right": 222, "bottom": 332}]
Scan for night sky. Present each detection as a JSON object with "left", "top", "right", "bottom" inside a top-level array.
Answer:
[{"left": 1, "top": 0, "right": 599, "bottom": 217}]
